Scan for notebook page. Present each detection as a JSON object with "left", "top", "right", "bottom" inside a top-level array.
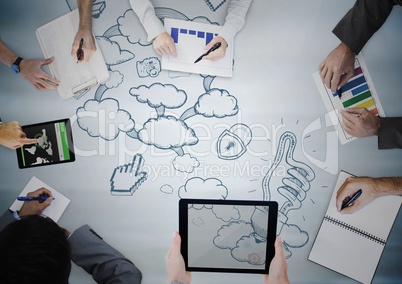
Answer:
[
  {"left": 309, "top": 219, "right": 383, "bottom": 284},
  {"left": 309, "top": 171, "right": 401, "bottom": 283}
]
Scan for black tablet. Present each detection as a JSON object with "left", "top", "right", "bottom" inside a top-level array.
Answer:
[
  {"left": 16, "top": 118, "right": 75, "bottom": 169},
  {"left": 179, "top": 199, "right": 278, "bottom": 274}
]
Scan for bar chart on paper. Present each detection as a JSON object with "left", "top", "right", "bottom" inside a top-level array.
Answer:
[
  {"left": 162, "top": 18, "right": 234, "bottom": 77},
  {"left": 313, "top": 54, "right": 385, "bottom": 144}
]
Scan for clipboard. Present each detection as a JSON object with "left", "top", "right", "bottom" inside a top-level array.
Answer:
[{"left": 36, "top": 9, "right": 109, "bottom": 99}]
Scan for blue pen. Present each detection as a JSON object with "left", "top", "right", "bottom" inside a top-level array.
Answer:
[{"left": 17, "top": 196, "right": 55, "bottom": 201}]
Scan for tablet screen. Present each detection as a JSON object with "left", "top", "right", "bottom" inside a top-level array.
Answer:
[
  {"left": 16, "top": 118, "right": 75, "bottom": 168},
  {"left": 179, "top": 199, "right": 278, "bottom": 274}
]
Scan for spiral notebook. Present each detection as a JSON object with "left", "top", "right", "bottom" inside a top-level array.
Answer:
[{"left": 309, "top": 171, "right": 402, "bottom": 284}]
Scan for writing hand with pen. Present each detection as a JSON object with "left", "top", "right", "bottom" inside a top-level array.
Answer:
[
  {"left": 71, "top": 31, "right": 96, "bottom": 62},
  {"left": 336, "top": 176, "right": 381, "bottom": 214},
  {"left": 196, "top": 36, "right": 228, "bottom": 62},
  {"left": 18, "top": 187, "right": 54, "bottom": 217}
]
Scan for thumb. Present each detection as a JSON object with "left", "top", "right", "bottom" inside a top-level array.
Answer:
[
  {"left": 172, "top": 231, "right": 182, "bottom": 252},
  {"left": 205, "top": 38, "right": 218, "bottom": 50},
  {"left": 42, "top": 57, "right": 55, "bottom": 65}
]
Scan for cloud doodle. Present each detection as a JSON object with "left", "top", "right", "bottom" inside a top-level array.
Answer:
[
  {"left": 172, "top": 154, "right": 200, "bottom": 173},
  {"left": 130, "top": 83, "right": 187, "bottom": 109},
  {"left": 178, "top": 177, "right": 228, "bottom": 200},
  {"left": 138, "top": 116, "right": 198, "bottom": 149},
  {"left": 76, "top": 98, "right": 135, "bottom": 140}
]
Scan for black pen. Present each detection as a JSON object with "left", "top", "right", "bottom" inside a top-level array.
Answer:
[
  {"left": 337, "top": 87, "right": 343, "bottom": 99},
  {"left": 194, "top": 42, "right": 222, "bottom": 63},
  {"left": 341, "top": 189, "right": 362, "bottom": 210},
  {"left": 77, "top": 38, "right": 84, "bottom": 62}
]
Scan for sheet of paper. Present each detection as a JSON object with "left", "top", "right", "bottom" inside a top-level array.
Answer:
[
  {"left": 36, "top": 9, "right": 109, "bottom": 99},
  {"left": 10, "top": 176, "right": 70, "bottom": 222},
  {"left": 313, "top": 54, "right": 385, "bottom": 144},
  {"left": 162, "top": 18, "right": 233, "bottom": 77},
  {"left": 309, "top": 171, "right": 402, "bottom": 284}
]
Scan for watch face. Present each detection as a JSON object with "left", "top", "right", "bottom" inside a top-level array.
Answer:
[{"left": 11, "top": 64, "right": 20, "bottom": 73}]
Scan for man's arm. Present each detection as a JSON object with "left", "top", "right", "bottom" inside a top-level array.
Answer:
[
  {"left": 333, "top": 0, "right": 397, "bottom": 55},
  {"left": 336, "top": 176, "right": 402, "bottom": 214},
  {"left": 0, "top": 39, "right": 59, "bottom": 90},
  {"left": 71, "top": 0, "right": 96, "bottom": 62},
  {"left": 340, "top": 109, "right": 402, "bottom": 149},
  {"left": 69, "top": 225, "right": 142, "bottom": 284},
  {"left": 0, "top": 187, "right": 53, "bottom": 231},
  {"left": 378, "top": 117, "right": 402, "bottom": 149},
  {"left": 319, "top": 0, "right": 398, "bottom": 93},
  {"left": 0, "top": 210, "right": 17, "bottom": 232}
]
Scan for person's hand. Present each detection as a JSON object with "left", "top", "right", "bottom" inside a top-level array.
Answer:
[
  {"left": 262, "top": 237, "right": 290, "bottom": 284},
  {"left": 166, "top": 231, "right": 192, "bottom": 284},
  {"left": 319, "top": 42, "right": 355, "bottom": 93},
  {"left": 0, "top": 121, "right": 38, "bottom": 150},
  {"left": 19, "top": 58, "right": 60, "bottom": 91},
  {"left": 341, "top": 108, "right": 380, "bottom": 137},
  {"left": 153, "top": 32, "right": 177, "bottom": 56},
  {"left": 336, "top": 177, "right": 380, "bottom": 214},
  {"left": 19, "top": 187, "right": 53, "bottom": 217},
  {"left": 202, "top": 36, "right": 228, "bottom": 61},
  {"left": 71, "top": 28, "right": 96, "bottom": 62}
]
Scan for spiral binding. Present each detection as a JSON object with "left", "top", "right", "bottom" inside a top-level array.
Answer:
[{"left": 324, "top": 215, "right": 386, "bottom": 245}]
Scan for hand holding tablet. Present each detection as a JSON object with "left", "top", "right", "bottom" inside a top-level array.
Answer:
[{"left": 179, "top": 199, "right": 278, "bottom": 274}]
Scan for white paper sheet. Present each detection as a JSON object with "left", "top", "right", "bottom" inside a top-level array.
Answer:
[
  {"left": 10, "top": 176, "right": 70, "bottom": 222},
  {"left": 162, "top": 18, "right": 233, "bottom": 77}
]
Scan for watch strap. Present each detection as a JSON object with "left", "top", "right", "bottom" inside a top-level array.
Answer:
[{"left": 11, "top": 56, "right": 24, "bottom": 73}]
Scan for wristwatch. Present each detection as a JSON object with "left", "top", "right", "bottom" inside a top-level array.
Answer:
[{"left": 11, "top": 56, "right": 23, "bottom": 73}]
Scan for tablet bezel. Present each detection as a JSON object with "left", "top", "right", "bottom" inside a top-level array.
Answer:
[
  {"left": 179, "top": 199, "right": 278, "bottom": 274},
  {"left": 16, "top": 118, "right": 75, "bottom": 169}
]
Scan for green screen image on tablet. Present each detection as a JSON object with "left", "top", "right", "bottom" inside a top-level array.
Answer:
[{"left": 16, "top": 118, "right": 75, "bottom": 168}]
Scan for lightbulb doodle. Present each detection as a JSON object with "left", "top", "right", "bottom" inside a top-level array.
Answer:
[{"left": 262, "top": 131, "right": 315, "bottom": 258}]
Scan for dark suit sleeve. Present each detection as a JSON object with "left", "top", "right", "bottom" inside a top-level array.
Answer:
[
  {"left": 0, "top": 210, "right": 17, "bottom": 232},
  {"left": 69, "top": 225, "right": 142, "bottom": 284},
  {"left": 378, "top": 117, "right": 402, "bottom": 149},
  {"left": 332, "top": 0, "right": 397, "bottom": 54}
]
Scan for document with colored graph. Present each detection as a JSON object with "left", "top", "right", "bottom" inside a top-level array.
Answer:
[
  {"left": 313, "top": 54, "right": 385, "bottom": 144},
  {"left": 162, "top": 18, "right": 233, "bottom": 77}
]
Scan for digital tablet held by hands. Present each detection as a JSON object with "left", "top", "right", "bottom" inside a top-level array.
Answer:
[
  {"left": 179, "top": 199, "right": 278, "bottom": 274},
  {"left": 16, "top": 118, "right": 75, "bottom": 169}
]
